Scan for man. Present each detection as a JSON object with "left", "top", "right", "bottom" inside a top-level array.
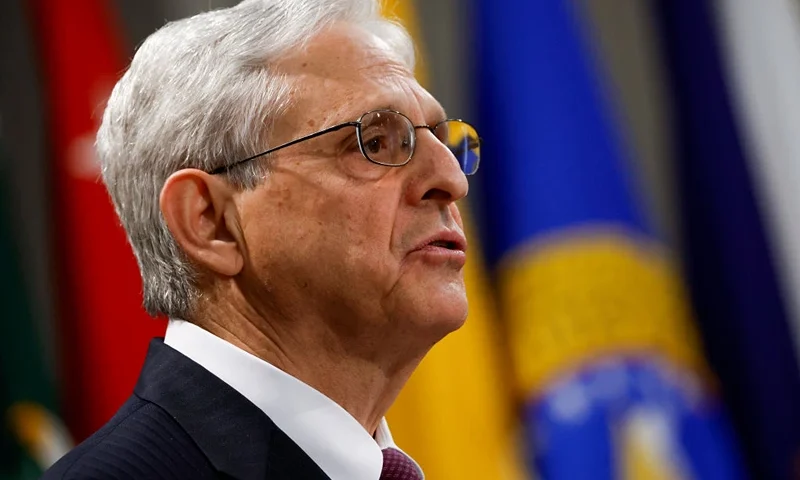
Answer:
[{"left": 42, "top": 0, "right": 481, "bottom": 478}]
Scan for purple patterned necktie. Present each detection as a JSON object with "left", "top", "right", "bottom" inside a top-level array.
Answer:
[{"left": 380, "top": 448, "right": 422, "bottom": 480}]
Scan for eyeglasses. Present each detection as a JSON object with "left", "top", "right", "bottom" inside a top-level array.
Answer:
[{"left": 208, "top": 109, "right": 481, "bottom": 175}]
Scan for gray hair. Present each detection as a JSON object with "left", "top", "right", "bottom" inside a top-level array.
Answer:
[{"left": 97, "top": 0, "right": 415, "bottom": 318}]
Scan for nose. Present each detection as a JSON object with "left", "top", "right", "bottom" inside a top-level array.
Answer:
[{"left": 406, "top": 128, "right": 469, "bottom": 206}]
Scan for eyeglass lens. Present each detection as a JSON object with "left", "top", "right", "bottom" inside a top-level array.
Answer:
[
  {"left": 359, "top": 111, "right": 480, "bottom": 175},
  {"left": 359, "top": 111, "right": 416, "bottom": 167},
  {"left": 434, "top": 120, "right": 481, "bottom": 175}
]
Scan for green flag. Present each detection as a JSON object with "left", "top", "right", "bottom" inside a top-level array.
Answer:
[{"left": 0, "top": 140, "right": 71, "bottom": 479}]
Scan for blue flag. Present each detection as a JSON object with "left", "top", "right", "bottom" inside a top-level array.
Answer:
[
  {"left": 656, "top": 1, "right": 800, "bottom": 478},
  {"left": 474, "top": 1, "right": 745, "bottom": 478}
]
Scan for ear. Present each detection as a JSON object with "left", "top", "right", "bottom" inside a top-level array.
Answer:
[{"left": 159, "top": 169, "right": 244, "bottom": 277}]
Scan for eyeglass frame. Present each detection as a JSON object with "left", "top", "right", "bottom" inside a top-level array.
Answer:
[{"left": 207, "top": 109, "right": 481, "bottom": 175}]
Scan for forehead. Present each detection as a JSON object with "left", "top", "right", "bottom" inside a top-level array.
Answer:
[{"left": 276, "top": 23, "right": 444, "bottom": 127}]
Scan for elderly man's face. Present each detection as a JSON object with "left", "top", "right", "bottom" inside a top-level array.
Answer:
[{"left": 236, "top": 23, "right": 469, "bottom": 346}]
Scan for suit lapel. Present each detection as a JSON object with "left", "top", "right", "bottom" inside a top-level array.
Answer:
[{"left": 134, "top": 339, "right": 330, "bottom": 480}]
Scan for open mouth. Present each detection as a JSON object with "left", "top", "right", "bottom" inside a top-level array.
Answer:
[
  {"left": 409, "top": 233, "right": 468, "bottom": 266},
  {"left": 428, "top": 240, "right": 459, "bottom": 250}
]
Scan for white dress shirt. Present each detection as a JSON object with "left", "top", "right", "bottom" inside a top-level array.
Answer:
[{"left": 164, "top": 319, "right": 423, "bottom": 480}]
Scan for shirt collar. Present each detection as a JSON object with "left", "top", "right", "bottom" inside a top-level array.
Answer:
[{"left": 164, "top": 319, "right": 423, "bottom": 480}]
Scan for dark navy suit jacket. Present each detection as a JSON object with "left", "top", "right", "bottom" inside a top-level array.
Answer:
[{"left": 42, "top": 339, "right": 331, "bottom": 480}]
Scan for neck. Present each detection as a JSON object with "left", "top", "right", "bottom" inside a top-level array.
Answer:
[{"left": 192, "top": 299, "right": 428, "bottom": 434}]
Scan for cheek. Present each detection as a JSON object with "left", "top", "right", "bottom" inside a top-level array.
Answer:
[
  {"left": 242, "top": 175, "right": 405, "bottom": 288},
  {"left": 341, "top": 199, "right": 399, "bottom": 267},
  {"left": 323, "top": 197, "right": 408, "bottom": 303},
  {"left": 240, "top": 184, "right": 323, "bottom": 275}
]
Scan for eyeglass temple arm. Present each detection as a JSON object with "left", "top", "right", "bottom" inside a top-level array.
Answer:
[{"left": 209, "top": 121, "right": 360, "bottom": 175}]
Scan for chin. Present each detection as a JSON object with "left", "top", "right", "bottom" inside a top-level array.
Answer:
[
  {"left": 388, "top": 269, "right": 468, "bottom": 341},
  {"left": 413, "top": 283, "right": 469, "bottom": 340}
]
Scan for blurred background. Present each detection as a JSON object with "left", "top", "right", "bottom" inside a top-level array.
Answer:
[{"left": 2, "top": 0, "right": 800, "bottom": 479}]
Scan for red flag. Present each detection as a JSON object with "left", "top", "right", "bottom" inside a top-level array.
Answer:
[{"left": 29, "top": 0, "right": 166, "bottom": 441}]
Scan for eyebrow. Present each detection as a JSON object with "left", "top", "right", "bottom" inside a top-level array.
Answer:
[{"left": 371, "top": 104, "right": 449, "bottom": 125}]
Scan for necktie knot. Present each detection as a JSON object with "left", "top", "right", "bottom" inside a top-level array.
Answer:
[{"left": 380, "top": 448, "right": 422, "bottom": 480}]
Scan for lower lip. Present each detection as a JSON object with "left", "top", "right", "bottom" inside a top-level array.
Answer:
[{"left": 410, "top": 246, "right": 467, "bottom": 267}]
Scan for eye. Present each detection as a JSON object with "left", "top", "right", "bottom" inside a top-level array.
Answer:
[{"left": 363, "top": 135, "right": 388, "bottom": 155}]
